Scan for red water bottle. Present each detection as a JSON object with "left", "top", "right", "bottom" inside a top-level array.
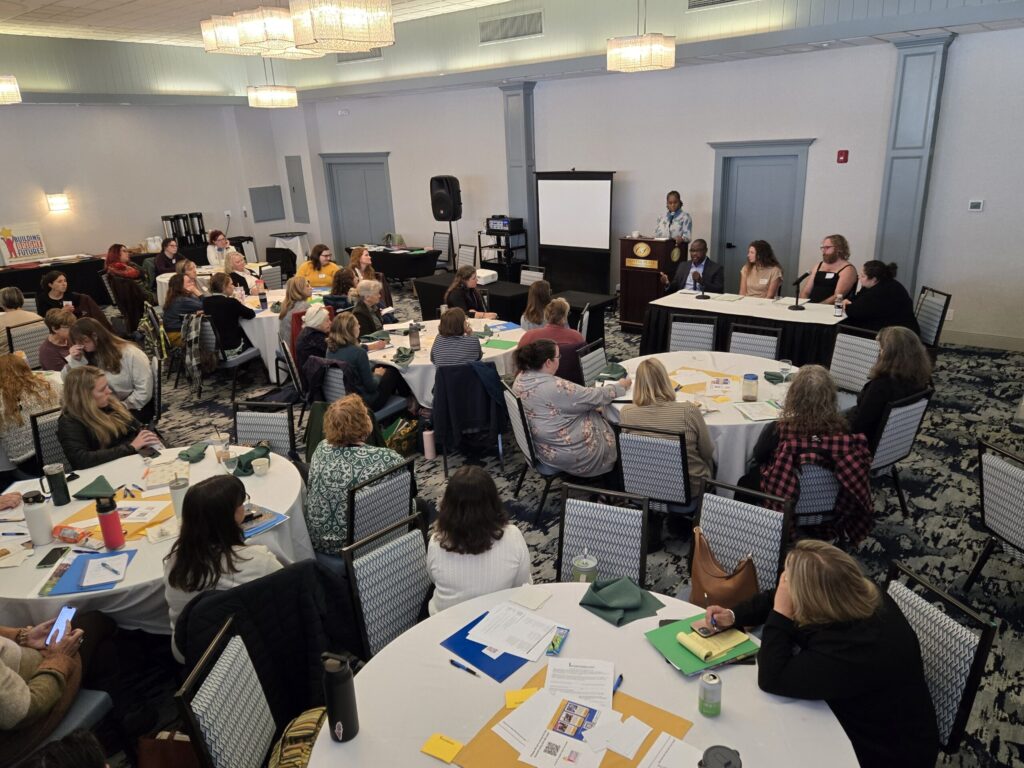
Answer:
[{"left": 96, "top": 497, "right": 124, "bottom": 550}]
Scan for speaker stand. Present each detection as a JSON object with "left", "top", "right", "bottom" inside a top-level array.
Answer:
[{"left": 448, "top": 220, "right": 455, "bottom": 271}]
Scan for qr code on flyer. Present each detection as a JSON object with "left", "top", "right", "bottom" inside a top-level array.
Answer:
[{"left": 543, "top": 741, "right": 561, "bottom": 757}]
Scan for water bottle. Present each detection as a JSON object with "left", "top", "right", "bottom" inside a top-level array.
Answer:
[
  {"left": 322, "top": 653, "right": 359, "bottom": 743},
  {"left": 833, "top": 294, "right": 844, "bottom": 318},
  {"left": 97, "top": 497, "right": 125, "bottom": 550}
]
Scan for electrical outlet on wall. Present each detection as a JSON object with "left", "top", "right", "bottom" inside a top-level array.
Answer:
[
  {"left": 946, "top": 308, "right": 954, "bottom": 323},
  {"left": 224, "top": 210, "right": 231, "bottom": 218},
  {"left": 242, "top": 207, "right": 248, "bottom": 219}
]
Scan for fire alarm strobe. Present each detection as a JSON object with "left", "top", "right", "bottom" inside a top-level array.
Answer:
[{"left": 837, "top": 150, "right": 849, "bottom": 164}]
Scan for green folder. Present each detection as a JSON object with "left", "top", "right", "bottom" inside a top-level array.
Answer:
[
  {"left": 644, "top": 614, "right": 759, "bottom": 677},
  {"left": 482, "top": 339, "right": 517, "bottom": 350}
]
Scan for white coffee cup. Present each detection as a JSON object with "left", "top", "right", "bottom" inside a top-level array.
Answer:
[
  {"left": 630, "top": 230, "right": 641, "bottom": 238},
  {"left": 252, "top": 458, "right": 270, "bottom": 476},
  {"left": 24, "top": 500, "right": 54, "bottom": 547}
]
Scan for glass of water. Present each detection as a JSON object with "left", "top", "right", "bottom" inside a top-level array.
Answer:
[
  {"left": 779, "top": 359, "right": 793, "bottom": 382},
  {"left": 223, "top": 454, "right": 239, "bottom": 474}
]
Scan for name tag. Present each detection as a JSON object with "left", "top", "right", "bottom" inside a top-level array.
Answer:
[
  {"left": 319, "top": 273, "right": 326, "bottom": 279},
  {"left": 825, "top": 272, "right": 836, "bottom": 280},
  {"left": 759, "top": 278, "right": 769, "bottom": 285}
]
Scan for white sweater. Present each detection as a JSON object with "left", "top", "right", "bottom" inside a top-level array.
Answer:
[
  {"left": 64, "top": 342, "right": 152, "bottom": 411},
  {"left": 427, "top": 524, "right": 532, "bottom": 615}
]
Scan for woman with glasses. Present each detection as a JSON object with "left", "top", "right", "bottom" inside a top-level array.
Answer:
[
  {"left": 297, "top": 244, "right": 340, "bottom": 288},
  {"left": 801, "top": 234, "right": 857, "bottom": 304}
]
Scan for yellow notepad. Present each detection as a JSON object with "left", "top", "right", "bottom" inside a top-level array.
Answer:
[
  {"left": 676, "top": 628, "right": 749, "bottom": 662},
  {"left": 504, "top": 688, "right": 538, "bottom": 709},
  {"left": 422, "top": 733, "right": 464, "bottom": 763}
]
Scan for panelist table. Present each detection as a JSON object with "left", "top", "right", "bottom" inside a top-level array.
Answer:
[
  {"left": 308, "top": 584, "right": 855, "bottom": 767},
  {"left": 0, "top": 445, "right": 312, "bottom": 633},
  {"left": 414, "top": 274, "right": 529, "bottom": 325},
  {"left": 0, "top": 256, "right": 107, "bottom": 307},
  {"left": 640, "top": 291, "right": 844, "bottom": 366},
  {"left": 346, "top": 246, "right": 442, "bottom": 283}
]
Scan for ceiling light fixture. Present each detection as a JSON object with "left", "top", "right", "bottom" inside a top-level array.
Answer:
[
  {"left": 46, "top": 193, "right": 70, "bottom": 212},
  {"left": 247, "top": 85, "right": 299, "bottom": 108},
  {"left": 290, "top": 0, "right": 395, "bottom": 53},
  {"left": 201, "top": 16, "right": 261, "bottom": 56},
  {"left": 607, "top": 0, "right": 676, "bottom": 73},
  {"left": 0, "top": 75, "right": 22, "bottom": 105},
  {"left": 235, "top": 6, "right": 294, "bottom": 52}
]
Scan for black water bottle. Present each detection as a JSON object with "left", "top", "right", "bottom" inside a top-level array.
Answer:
[{"left": 322, "top": 653, "right": 359, "bottom": 743}]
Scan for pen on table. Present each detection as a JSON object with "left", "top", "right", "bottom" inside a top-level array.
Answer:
[
  {"left": 100, "top": 561, "right": 122, "bottom": 576},
  {"left": 613, "top": 674, "right": 624, "bottom": 693},
  {"left": 131, "top": 484, "right": 144, "bottom": 493},
  {"left": 1, "top": 531, "right": 27, "bottom": 536},
  {"left": 449, "top": 659, "right": 479, "bottom": 677}
]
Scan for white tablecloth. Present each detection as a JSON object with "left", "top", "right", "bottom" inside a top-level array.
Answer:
[
  {"left": 308, "top": 584, "right": 855, "bottom": 767},
  {"left": 241, "top": 292, "right": 286, "bottom": 383},
  {"left": 155, "top": 265, "right": 219, "bottom": 305},
  {"left": 651, "top": 290, "right": 845, "bottom": 326},
  {"left": 607, "top": 351, "right": 794, "bottom": 488},
  {"left": 370, "top": 318, "right": 524, "bottom": 408},
  {"left": 0, "top": 445, "right": 312, "bottom": 634}
]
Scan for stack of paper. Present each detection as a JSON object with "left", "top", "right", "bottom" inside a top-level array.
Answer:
[{"left": 466, "top": 602, "right": 557, "bottom": 661}]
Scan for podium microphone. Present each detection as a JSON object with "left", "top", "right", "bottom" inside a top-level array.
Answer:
[
  {"left": 694, "top": 272, "right": 710, "bottom": 301},
  {"left": 789, "top": 271, "right": 810, "bottom": 311}
]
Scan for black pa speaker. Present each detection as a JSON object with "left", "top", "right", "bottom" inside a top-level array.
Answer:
[{"left": 430, "top": 175, "right": 463, "bottom": 222}]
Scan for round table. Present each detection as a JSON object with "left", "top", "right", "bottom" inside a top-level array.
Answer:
[
  {"left": 370, "top": 318, "right": 524, "bottom": 408},
  {"left": 0, "top": 445, "right": 313, "bottom": 634},
  {"left": 606, "top": 351, "right": 794, "bottom": 488},
  {"left": 240, "top": 289, "right": 287, "bottom": 381},
  {"left": 155, "top": 265, "right": 219, "bottom": 305},
  {"left": 307, "top": 584, "right": 855, "bottom": 766}
]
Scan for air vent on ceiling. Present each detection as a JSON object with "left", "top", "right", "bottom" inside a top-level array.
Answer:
[
  {"left": 689, "top": 0, "right": 742, "bottom": 9},
  {"left": 336, "top": 48, "right": 383, "bottom": 64},
  {"left": 480, "top": 10, "right": 543, "bottom": 45}
]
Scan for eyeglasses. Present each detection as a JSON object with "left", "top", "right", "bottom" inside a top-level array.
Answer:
[{"left": 820, "top": 245, "right": 834, "bottom": 251}]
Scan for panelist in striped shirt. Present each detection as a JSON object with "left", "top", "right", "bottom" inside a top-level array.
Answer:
[{"left": 430, "top": 308, "right": 483, "bottom": 367}]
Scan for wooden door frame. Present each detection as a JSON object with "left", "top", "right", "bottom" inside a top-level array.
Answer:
[
  {"left": 708, "top": 139, "right": 815, "bottom": 285},
  {"left": 321, "top": 152, "right": 394, "bottom": 257}
]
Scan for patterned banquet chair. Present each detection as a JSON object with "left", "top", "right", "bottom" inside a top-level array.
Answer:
[
  {"left": 868, "top": 389, "right": 933, "bottom": 516},
  {"left": 963, "top": 439, "right": 1024, "bottom": 591},
  {"left": 232, "top": 401, "right": 298, "bottom": 459},
  {"left": 727, "top": 323, "right": 781, "bottom": 360},
  {"left": 615, "top": 425, "right": 699, "bottom": 517}
]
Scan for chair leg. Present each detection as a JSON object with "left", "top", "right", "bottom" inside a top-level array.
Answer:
[
  {"left": 963, "top": 537, "right": 998, "bottom": 592},
  {"left": 441, "top": 444, "right": 449, "bottom": 479},
  {"left": 230, "top": 367, "right": 239, "bottom": 401},
  {"left": 497, "top": 434, "right": 504, "bottom": 474},
  {"left": 513, "top": 465, "right": 527, "bottom": 498},
  {"left": 298, "top": 402, "right": 307, "bottom": 429},
  {"left": 535, "top": 476, "right": 555, "bottom": 523},
  {"left": 891, "top": 465, "right": 910, "bottom": 516}
]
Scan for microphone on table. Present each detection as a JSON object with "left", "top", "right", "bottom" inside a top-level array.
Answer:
[
  {"left": 694, "top": 271, "right": 710, "bottom": 301},
  {"left": 789, "top": 272, "right": 810, "bottom": 312}
]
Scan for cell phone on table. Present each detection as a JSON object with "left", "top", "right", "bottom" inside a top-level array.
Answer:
[
  {"left": 138, "top": 445, "right": 161, "bottom": 459},
  {"left": 37, "top": 546, "right": 69, "bottom": 569},
  {"left": 692, "top": 618, "right": 721, "bottom": 637},
  {"left": 45, "top": 604, "right": 77, "bottom": 646}
]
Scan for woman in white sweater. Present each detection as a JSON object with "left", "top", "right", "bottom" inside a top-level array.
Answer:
[
  {"left": 63, "top": 317, "right": 154, "bottom": 423},
  {"left": 427, "top": 466, "right": 532, "bottom": 615}
]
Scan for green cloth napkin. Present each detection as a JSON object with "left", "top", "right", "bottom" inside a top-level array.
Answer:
[
  {"left": 178, "top": 442, "right": 208, "bottom": 463},
  {"left": 361, "top": 330, "right": 391, "bottom": 343},
  {"left": 392, "top": 347, "right": 415, "bottom": 368},
  {"left": 471, "top": 325, "right": 494, "bottom": 339},
  {"left": 597, "top": 362, "right": 628, "bottom": 381},
  {"left": 269, "top": 301, "right": 282, "bottom": 314},
  {"left": 233, "top": 445, "right": 271, "bottom": 477},
  {"left": 72, "top": 475, "right": 117, "bottom": 500},
  {"left": 763, "top": 371, "right": 785, "bottom": 385},
  {"left": 579, "top": 577, "right": 665, "bottom": 627}
]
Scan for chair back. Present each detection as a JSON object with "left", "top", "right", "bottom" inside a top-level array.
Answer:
[
  {"left": 915, "top": 286, "right": 951, "bottom": 347},
  {"left": 31, "top": 408, "right": 71, "bottom": 473},
  {"left": 99, "top": 271, "right": 117, "bottom": 305},
  {"left": 7, "top": 320, "right": 48, "bottom": 369},
  {"left": 556, "top": 342, "right": 583, "bottom": 385},
  {"left": 265, "top": 247, "right": 297, "bottom": 278},
  {"left": 323, "top": 366, "right": 347, "bottom": 402},
  {"left": 577, "top": 302, "right": 591, "bottom": 338},
  {"left": 793, "top": 462, "right": 841, "bottom": 526},
  {"left": 433, "top": 232, "right": 452, "bottom": 268},
  {"left": 143, "top": 304, "right": 170, "bottom": 361},
  {"left": 22, "top": 294, "right": 37, "bottom": 314},
  {"left": 260, "top": 265, "right": 283, "bottom": 290},
  {"left": 279, "top": 339, "right": 306, "bottom": 399},
  {"left": 885, "top": 562, "right": 996, "bottom": 753},
  {"left": 557, "top": 485, "right": 649, "bottom": 587},
  {"left": 616, "top": 426, "right": 692, "bottom": 511},
  {"left": 577, "top": 339, "right": 607, "bottom": 388},
  {"left": 870, "top": 389, "right": 932, "bottom": 470},
  {"left": 198, "top": 317, "right": 225, "bottom": 360},
  {"left": 503, "top": 383, "right": 538, "bottom": 469},
  {"left": 456, "top": 244, "right": 476, "bottom": 269},
  {"left": 828, "top": 327, "right": 879, "bottom": 393},
  {"left": 668, "top": 313, "right": 716, "bottom": 352},
  {"left": 520, "top": 266, "right": 545, "bottom": 286},
  {"left": 233, "top": 401, "right": 296, "bottom": 457},
  {"left": 728, "top": 324, "right": 781, "bottom": 360},
  {"left": 175, "top": 618, "right": 277, "bottom": 768},
  {"left": 700, "top": 480, "right": 792, "bottom": 591},
  {"left": 978, "top": 440, "right": 1024, "bottom": 555},
  {"left": 150, "top": 356, "right": 163, "bottom": 423},
  {"left": 346, "top": 458, "right": 415, "bottom": 547},
  {"left": 343, "top": 514, "right": 430, "bottom": 658}
]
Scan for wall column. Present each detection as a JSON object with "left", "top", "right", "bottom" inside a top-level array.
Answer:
[{"left": 500, "top": 82, "right": 537, "bottom": 265}]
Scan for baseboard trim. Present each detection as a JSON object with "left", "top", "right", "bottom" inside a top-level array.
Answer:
[{"left": 942, "top": 330, "right": 1024, "bottom": 352}]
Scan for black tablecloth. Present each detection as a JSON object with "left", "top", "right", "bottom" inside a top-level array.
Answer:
[
  {"left": 362, "top": 249, "right": 441, "bottom": 282},
  {"left": 639, "top": 302, "right": 840, "bottom": 366},
  {"left": 414, "top": 274, "right": 529, "bottom": 323},
  {"left": 0, "top": 257, "right": 108, "bottom": 305},
  {"left": 554, "top": 290, "right": 617, "bottom": 345}
]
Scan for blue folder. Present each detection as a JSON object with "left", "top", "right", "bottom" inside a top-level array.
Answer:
[
  {"left": 48, "top": 550, "right": 138, "bottom": 597},
  {"left": 440, "top": 612, "right": 530, "bottom": 683}
]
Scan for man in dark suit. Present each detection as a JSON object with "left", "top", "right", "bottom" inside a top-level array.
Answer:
[{"left": 661, "top": 239, "right": 725, "bottom": 294}]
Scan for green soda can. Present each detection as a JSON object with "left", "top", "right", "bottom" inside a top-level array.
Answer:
[{"left": 698, "top": 672, "right": 722, "bottom": 717}]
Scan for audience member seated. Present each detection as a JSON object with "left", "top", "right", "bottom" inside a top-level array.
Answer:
[
  {"left": 323, "top": 267, "right": 357, "bottom": 313},
  {"left": 175, "top": 259, "right": 206, "bottom": 297},
  {"left": 154, "top": 237, "right": 181, "bottom": 275},
  {"left": 707, "top": 540, "right": 938, "bottom": 768},
  {"left": 847, "top": 326, "right": 932, "bottom": 447},
  {"left": 278, "top": 276, "right": 312, "bottom": 349},
  {"left": 349, "top": 246, "right": 377, "bottom": 282},
  {"left": 38, "top": 309, "right": 75, "bottom": 372},
  {"left": 161, "top": 273, "right": 203, "bottom": 346},
  {"left": 512, "top": 340, "right": 630, "bottom": 482},
  {"left": 431, "top": 308, "right": 482, "bottom": 367},
  {"left": 201, "top": 273, "right": 255, "bottom": 358},
  {"left": 296, "top": 244, "right": 340, "bottom": 288},
  {"left": 20, "top": 729, "right": 108, "bottom": 768},
  {"left": 224, "top": 249, "right": 263, "bottom": 296},
  {"left": 802, "top": 233, "right": 857, "bottom": 304},
  {"left": 37, "top": 271, "right": 112, "bottom": 330},
  {"left": 519, "top": 279, "right": 551, "bottom": 331},
  {"left": 57, "top": 366, "right": 160, "bottom": 470},
  {"left": 0, "top": 353, "right": 61, "bottom": 479},
  {"left": 352, "top": 279, "right": 387, "bottom": 338},
  {"left": 0, "top": 287, "right": 43, "bottom": 353},
  {"left": 205, "top": 229, "right": 232, "bottom": 271},
  {"left": 295, "top": 304, "right": 331, "bottom": 374},
  {"left": 64, "top": 318, "right": 154, "bottom": 423},
  {"left": 104, "top": 243, "right": 155, "bottom": 304},
  {"left": 841, "top": 260, "right": 920, "bottom": 335},
  {"left": 163, "top": 475, "right": 283, "bottom": 663},
  {"left": 739, "top": 240, "right": 783, "bottom": 299},
  {"left": 739, "top": 365, "right": 873, "bottom": 543},
  {"left": 517, "top": 298, "right": 584, "bottom": 348},
  {"left": 444, "top": 266, "right": 498, "bottom": 320},
  {"left": 304, "top": 395, "right": 406, "bottom": 556},
  {"left": 427, "top": 466, "right": 532, "bottom": 615},
  {"left": 326, "top": 312, "right": 411, "bottom": 411}
]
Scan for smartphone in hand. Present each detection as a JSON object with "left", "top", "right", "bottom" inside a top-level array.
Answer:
[
  {"left": 46, "top": 604, "right": 77, "bottom": 647},
  {"left": 691, "top": 618, "right": 720, "bottom": 638}
]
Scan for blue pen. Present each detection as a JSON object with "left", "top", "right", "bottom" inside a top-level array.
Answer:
[
  {"left": 613, "top": 674, "right": 624, "bottom": 693},
  {"left": 449, "top": 659, "right": 479, "bottom": 677},
  {"left": 1, "top": 531, "right": 27, "bottom": 536}
]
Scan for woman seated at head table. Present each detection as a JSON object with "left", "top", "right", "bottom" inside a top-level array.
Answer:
[
  {"left": 323, "top": 268, "right": 357, "bottom": 313},
  {"left": 223, "top": 249, "right": 264, "bottom": 296},
  {"left": 278, "top": 276, "right": 312, "bottom": 349},
  {"left": 64, "top": 318, "right": 154, "bottom": 423},
  {"left": 161, "top": 274, "right": 204, "bottom": 347},
  {"left": 430, "top": 308, "right": 482, "bottom": 367},
  {"left": 512, "top": 339, "right": 631, "bottom": 483},
  {"left": 704, "top": 539, "right": 939, "bottom": 768},
  {"left": 846, "top": 326, "right": 932, "bottom": 449},
  {"left": 104, "top": 243, "right": 155, "bottom": 304},
  {"left": 163, "top": 474, "right": 283, "bottom": 663},
  {"left": 739, "top": 239, "right": 783, "bottom": 299},
  {"left": 0, "top": 353, "right": 61, "bottom": 482},
  {"left": 38, "top": 309, "right": 75, "bottom": 372},
  {"left": 56, "top": 366, "right": 160, "bottom": 470},
  {"left": 296, "top": 244, "right": 340, "bottom": 289},
  {"left": 327, "top": 312, "right": 412, "bottom": 412},
  {"left": 520, "top": 279, "right": 551, "bottom": 331},
  {"left": 841, "top": 260, "right": 920, "bottom": 335},
  {"left": 154, "top": 237, "right": 182, "bottom": 276},
  {"left": 205, "top": 229, "right": 232, "bottom": 271},
  {"left": 36, "top": 271, "right": 113, "bottom": 330},
  {"left": 444, "top": 266, "right": 498, "bottom": 320},
  {"left": 201, "top": 273, "right": 256, "bottom": 358},
  {"left": 175, "top": 259, "right": 208, "bottom": 297},
  {"left": 739, "top": 364, "right": 873, "bottom": 543},
  {"left": 0, "top": 287, "right": 43, "bottom": 353},
  {"left": 517, "top": 298, "right": 585, "bottom": 348},
  {"left": 427, "top": 466, "right": 532, "bottom": 615},
  {"left": 304, "top": 395, "right": 407, "bottom": 557}
]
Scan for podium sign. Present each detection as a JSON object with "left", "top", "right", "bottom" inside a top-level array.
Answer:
[{"left": 619, "top": 237, "right": 677, "bottom": 330}]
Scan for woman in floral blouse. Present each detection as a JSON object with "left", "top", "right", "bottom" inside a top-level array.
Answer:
[{"left": 304, "top": 394, "right": 406, "bottom": 554}]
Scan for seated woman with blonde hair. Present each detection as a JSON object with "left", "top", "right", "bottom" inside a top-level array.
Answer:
[
  {"left": 64, "top": 317, "right": 154, "bottom": 423},
  {"left": 0, "top": 353, "right": 61, "bottom": 481},
  {"left": 326, "top": 312, "right": 411, "bottom": 412},
  {"left": 705, "top": 539, "right": 938, "bottom": 768},
  {"left": 223, "top": 249, "right": 264, "bottom": 296}
]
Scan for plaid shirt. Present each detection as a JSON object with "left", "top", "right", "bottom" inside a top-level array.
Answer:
[{"left": 761, "top": 426, "right": 874, "bottom": 543}]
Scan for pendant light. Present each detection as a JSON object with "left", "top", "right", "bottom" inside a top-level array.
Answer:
[
  {"left": 607, "top": 0, "right": 676, "bottom": 73},
  {"left": 290, "top": 0, "right": 395, "bottom": 53},
  {"left": 0, "top": 75, "right": 22, "bottom": 105}
]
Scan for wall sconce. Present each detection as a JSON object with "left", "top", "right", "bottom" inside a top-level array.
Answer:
[{"left": 46, "top": 193, "right": 70, "bottom": 212}]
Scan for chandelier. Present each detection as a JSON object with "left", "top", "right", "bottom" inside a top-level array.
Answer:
[
  {"left": 291, "top": 0, "right": 395, "bottom": 53},
  {"left": 0, "top": 75, "right": 22, "bottom": 105},
  {"left": 201, "top": 16, "right": 261, "bottom": 55},
  {"left": 235, "top": 7, "right": 295, "bottom": 52},
  {"left": 607, "top": 1, "right": 675, "bottom": 73},
  {"left": 247, "top": 85, "right": 299, "bottom": 108}
]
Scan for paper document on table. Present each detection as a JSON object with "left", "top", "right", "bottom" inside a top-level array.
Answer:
[
  {"left": 636, "top": 732, "right": 704, "bottom": 768},
  {"left": 733, "top": 401, "right": 782, "bottom": 422},
  {"left": 711, "top": 293, "right": 744, "bottom": 302},
  {"left": 80, "top": 553, "right": 129, "bottom": 587},
  {"left": 520, "top": 729, "right": 604, "bottom": 768},
  {"left": 670, "top": 370, "right": 710, "bottom": 389},
  {"left": 0, "top": 547, "right": 32, "bottom": 568},
  {"left": 493, "top": 689, "right": 560, "bottom": 753},
  {"left": 114, "top": 501, "right": 169, "bottom": 524},
  {"left": 544, "top": 658, "right": 614, "bottom": 711},
  {"left": 509, "top": 585, "right": 552, "bottom": 610},
  {"left": 144, "top": 459, "right": 190, "bottom": 490},
  {"left": 0, "top": 521, "right": 31, "bottom": 549},
  {"left": 466, "top": 602, "right": 556, "bottom": 659}
]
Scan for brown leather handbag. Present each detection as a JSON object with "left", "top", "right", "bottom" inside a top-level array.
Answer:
[{"left": 690, "top": 526, "right": 759, "bottom": 609}]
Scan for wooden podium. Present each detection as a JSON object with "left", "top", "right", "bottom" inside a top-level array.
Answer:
[{"left": 619, "top": 237, "right": 680, "bottom": 331}]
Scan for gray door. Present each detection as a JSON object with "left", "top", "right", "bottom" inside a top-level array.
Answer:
[
  {"left": 323, "top": 154, "right": 395, "bottom": 252},
  {"left": 285, "top": 155, "right": 310, "bottom": 224}
]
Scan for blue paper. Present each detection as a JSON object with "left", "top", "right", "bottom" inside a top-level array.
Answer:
[
  {"left": 488, "top": 322, "right": 521, "bottom": 333},
  {"left": 48, "top": 550, "right": 138, "bottom": 596},
  {"left": 440, "top": 612, "right": 529, "bottom": 683}
]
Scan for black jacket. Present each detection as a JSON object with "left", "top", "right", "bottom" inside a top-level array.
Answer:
[
  {"left": 433, "top": 362, "right": 505, "bottom": 452},
  {"left": 848, "top": 375, "right": 926, "bottom": 449},
  {"left": 668, "top": 258, "right": 725, "bottom": 294},
  {"left": 294, "top": 327, "right": 327, "bottom": 378},
  {"left": 445, "top": 285, "right": 486, "bottom": 314},
  {"left": 201, "top": 294, "right": 255, "bottom": 350},
  {"left": 733, "top": 590, "right": 939, "bottom": 768},
  {"left": 844, "top": 279, "right": 920, "bottom": 335},
  {"left": 353, "top": 301, "right": 384, "bottom": 338},
  {"left": 57, "top": 412, "right": 141, "bottom": 469}
]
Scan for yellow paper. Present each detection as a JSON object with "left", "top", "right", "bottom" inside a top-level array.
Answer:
[
  {"left": 58, "top": 494, "right": 174, "bottom": 541},
  {"left": 504, "top": 687, "right": 538, "bottom": 709},
  {"left": 712, "top": 395, "right": 732, "bottom": 403},
  {"left": 676, "top": 628, "right": 748, "bottom": 662},
  {"left": 422, "top": 733, "right": 464, "bottom": 763}
]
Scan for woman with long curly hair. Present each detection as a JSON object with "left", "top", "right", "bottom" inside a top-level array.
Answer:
[
  {"left": 739, "top": 239, "right": 783, "bottom": 299},
  {"left": 0, "top": 354, "right": 60, "bottom": 479}
]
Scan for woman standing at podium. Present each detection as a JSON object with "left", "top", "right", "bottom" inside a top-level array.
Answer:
[
  {"left": 654, "top": 190, "right": 692, "bottom": 246},
  {"left": 739, "top": 240, "right": 783, "bottom": 299}
]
